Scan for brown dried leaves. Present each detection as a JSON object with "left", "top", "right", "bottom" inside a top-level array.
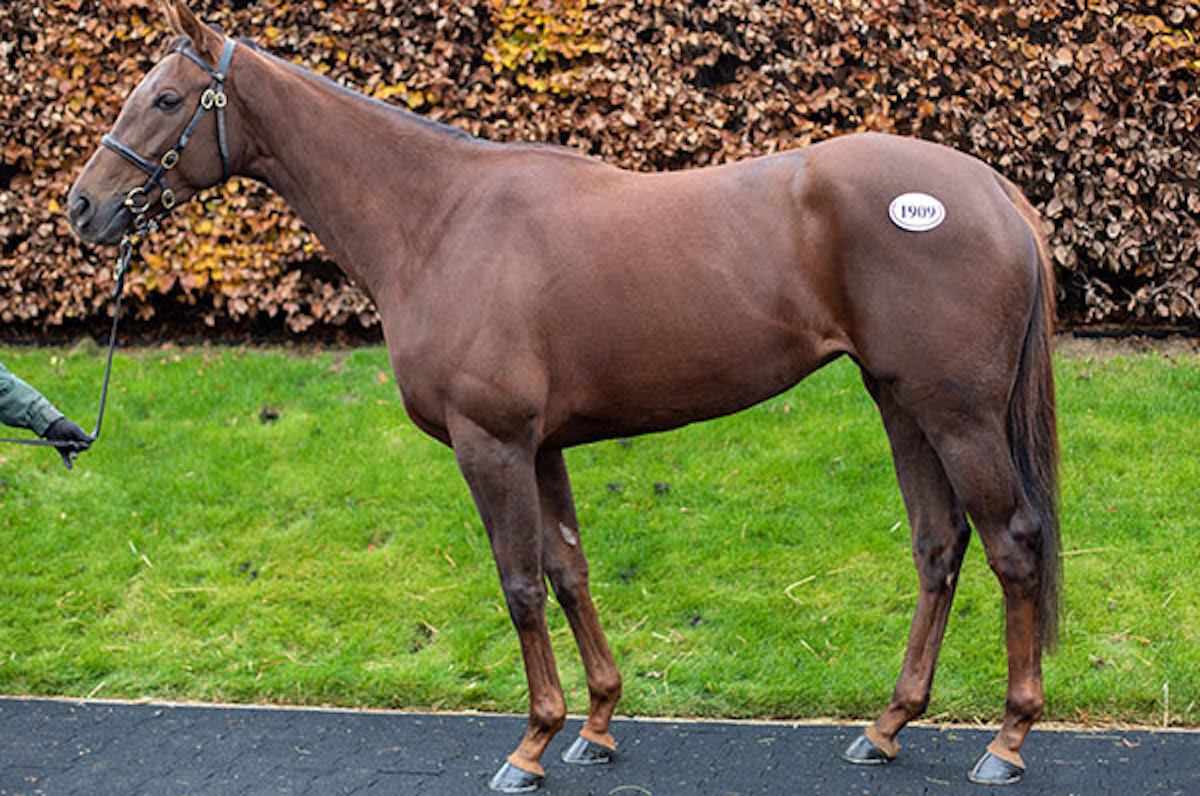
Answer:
[{"left": 1, "top": 0, "right": 1196, "bottom": 333}]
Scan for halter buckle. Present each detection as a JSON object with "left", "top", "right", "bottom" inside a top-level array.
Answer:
[{"left": 201, "top": 88, "right": 216, "bottom": 109}]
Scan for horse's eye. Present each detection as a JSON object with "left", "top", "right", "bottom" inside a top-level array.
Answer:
[{"left": 154, "top": 93, "right": 183, "bottom": 111}]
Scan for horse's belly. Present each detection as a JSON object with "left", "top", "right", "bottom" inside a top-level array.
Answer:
[{"left": 543, "top": 328, "right": 844, "bottom": 447}]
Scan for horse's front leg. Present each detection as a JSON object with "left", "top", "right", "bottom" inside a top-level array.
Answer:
[
  {"left": 536, "top": 449, "right": 622, "bottom": 764},
  {"left": 451, "top": 415, "right": 565, "bottom": 793}
]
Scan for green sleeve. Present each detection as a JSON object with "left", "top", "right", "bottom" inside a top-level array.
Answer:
[{"left": 0, "top": 362, "right": 64, "bottom": 436}]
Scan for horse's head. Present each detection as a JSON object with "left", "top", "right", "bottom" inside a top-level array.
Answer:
[{"left": 68, "top": 0, "right": 240, "bottom": 245}]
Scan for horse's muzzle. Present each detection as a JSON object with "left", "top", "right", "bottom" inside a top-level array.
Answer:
[{"left": 66, "top": 188, "right": 130, "bottom": 246}]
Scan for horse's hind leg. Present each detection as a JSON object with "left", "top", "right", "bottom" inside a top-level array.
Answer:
[
  {"left": 931, "top": 421, "right": 1048, "bottom": 785},
  {"left": 536, "top": 449, "right": 622, "bottom": 764},
  {"left": 844, "top": 376, "right": 970, "bottom": 765}
]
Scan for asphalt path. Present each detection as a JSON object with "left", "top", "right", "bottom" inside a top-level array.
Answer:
[{"left": 1, "top": 697, "right": 1197, "bottom": 796}]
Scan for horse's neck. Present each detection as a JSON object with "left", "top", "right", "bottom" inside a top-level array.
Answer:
[{"left": 233, "top": 48, "right": 482, "bottom": 300}]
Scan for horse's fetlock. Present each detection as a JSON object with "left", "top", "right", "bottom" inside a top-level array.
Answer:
[
  {"left": 1007, "top": 686, "right": 1044, "bottom": 724},
  {"left": 590, "top": 669, "right": 623, "bottom": 705},
  {"left": 533, "top": 692, "right": 567, "bottom": 734},
  {"left": 890, "top": 684, "right": 930, "bottom": 720},
  {"left": 898, "top": 694, "right": 930, "bottom": 720}
]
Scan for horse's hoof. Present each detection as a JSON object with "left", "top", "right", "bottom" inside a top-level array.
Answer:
[
  {"left": 967, "top": 750, "right": 1025, "bottom": 785},
  {"left": 489, "top": 760, "right": 544, "bottom": 793},
  {"left": 842, "top": 732, "right": 894, "bottom": 765},
  {"left": 561, "top": 734, "right": 616, "bottom": 765}
]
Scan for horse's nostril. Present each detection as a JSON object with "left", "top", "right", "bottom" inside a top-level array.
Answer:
[{"left": 69, "top": 193, "right": 94, "bottom": 228}]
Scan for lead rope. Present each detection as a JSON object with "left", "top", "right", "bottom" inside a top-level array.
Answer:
[{"left": 0, "top": 231, "right": 140, "bottom": 468}]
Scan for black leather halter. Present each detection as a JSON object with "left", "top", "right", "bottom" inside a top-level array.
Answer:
[{"left": 101, "top": 36, "right": 237, "bottom": 226}]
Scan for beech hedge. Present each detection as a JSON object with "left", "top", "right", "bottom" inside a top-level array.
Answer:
[{"left": 1, "top": 0, "right": 1197, "bottom": 337}]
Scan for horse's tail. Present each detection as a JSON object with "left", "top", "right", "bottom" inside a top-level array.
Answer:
[{"left": 998, "top": 174, "right": 1062, "bottom": 652}]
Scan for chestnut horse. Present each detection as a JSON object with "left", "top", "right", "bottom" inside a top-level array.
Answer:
[{"left": 67, "top": 2, "right": 1060, "bottom": 790}]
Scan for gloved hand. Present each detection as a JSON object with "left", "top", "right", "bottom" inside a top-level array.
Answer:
[{"left": 43, "top": 417, "right": 94, "bottom": 470}]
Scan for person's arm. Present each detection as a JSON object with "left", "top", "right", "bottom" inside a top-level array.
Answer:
[
  {"left": 0, "top": 362, "right": 64, "bottom": 435},
  {"left": 0, "top": 362, "right": 92, "bottom": 468}
]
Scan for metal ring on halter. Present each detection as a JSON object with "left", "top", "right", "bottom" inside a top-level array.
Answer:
[
  {"left": 161, "top": 149, "right": 180, "bottom": 169},
  {"left": 161, "top": 188, "right": 176, "bottom": 209},
  {"left": 201, "top": 88, "right": 216, "bottom": 109},
  {"left": 124, "top": 186, "right": 151, "bottom": 214}
]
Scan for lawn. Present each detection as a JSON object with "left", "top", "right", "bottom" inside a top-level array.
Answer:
[{"left": 0, "top": 340, "right": 1196, "bottom": 726}]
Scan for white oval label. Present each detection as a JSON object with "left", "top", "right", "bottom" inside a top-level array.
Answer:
[{"left": 888, "top": 192, "right": 946, "bottom": 232}]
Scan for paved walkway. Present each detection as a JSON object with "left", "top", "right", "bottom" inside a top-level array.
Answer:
[{"left": 1, "top": 697, "right": 1197, "bottom": 795}]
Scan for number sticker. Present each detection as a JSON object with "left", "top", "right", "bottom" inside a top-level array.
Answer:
[{"left": 888, "top": 193, "right": 946, "bottom": 232}]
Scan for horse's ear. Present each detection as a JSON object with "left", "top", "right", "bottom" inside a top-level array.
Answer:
[
  {"left": 162, "top": 0, "right": 222, "bottom": 64},
  {"left": 161, "top": 1, "right": 182, "bottom": 35}
]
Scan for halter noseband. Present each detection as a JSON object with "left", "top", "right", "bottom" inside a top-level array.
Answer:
[{"left": 101, "top": 36, "right": 236, "bottom": 232}]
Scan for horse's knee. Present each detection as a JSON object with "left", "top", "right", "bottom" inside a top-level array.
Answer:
[{"left": 500, "top": 573, "right": 548, "bottom": 630}]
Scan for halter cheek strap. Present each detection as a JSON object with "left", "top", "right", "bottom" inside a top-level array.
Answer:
[{"left": 101, "top": 36, "right": 236, "bottom": 224}]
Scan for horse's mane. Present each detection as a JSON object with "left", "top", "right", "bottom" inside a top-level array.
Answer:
[
  {"left": 254, "top": 41, "right": 485, "bottom": 146},
  {"left": 162, "top": 29, "right": 585, "bottom": 158}
]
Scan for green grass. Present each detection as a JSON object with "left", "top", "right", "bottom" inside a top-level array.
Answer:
[{"left": 0, "top": 341, "right": 1196, "bottom": 726}]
